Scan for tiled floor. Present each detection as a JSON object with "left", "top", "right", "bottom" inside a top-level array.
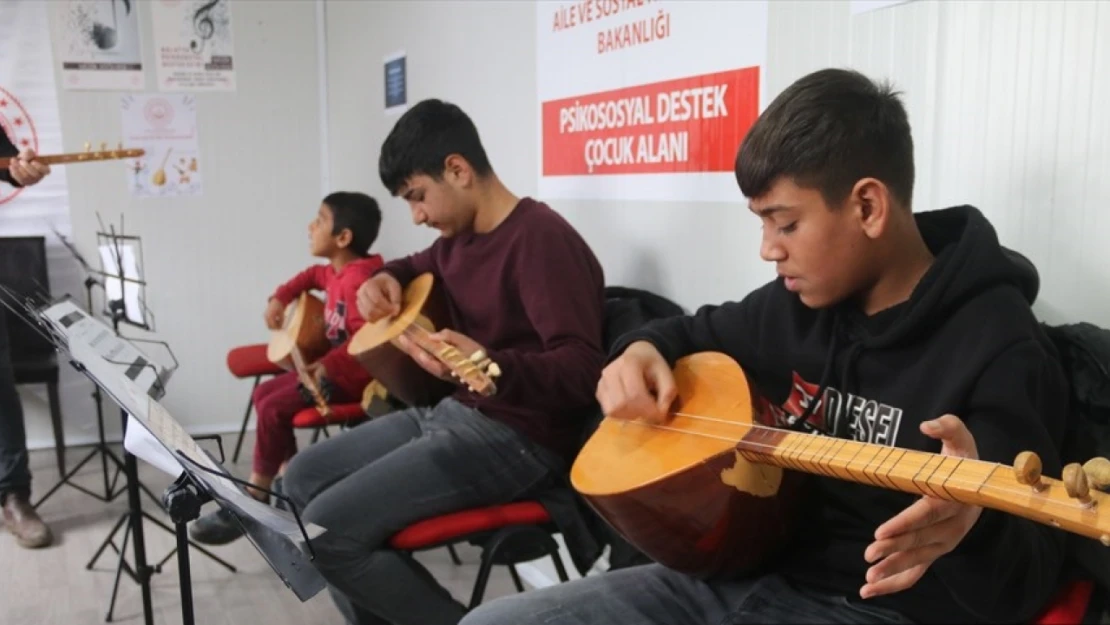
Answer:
[{"left": 0, "top": 431, "right": 521, "bottom": 625}]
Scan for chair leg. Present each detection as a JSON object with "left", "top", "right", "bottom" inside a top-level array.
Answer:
[
  {"left": 447, "top": 544, "right": 462, "bottom": 565},
  {"left": 47, "top": 381, "right": 66, "bottom": 476},
  {"left": 508, "top": 564, "right": 525, "bottom": 592},
  {"left": 468, "top": 548, "right": 496, "bottom": 611},
  {"left": 550, "top": 550, "right": 570, "bottom": 582},
  {"left": 232, "top": 376, "right": 262, "bottom": 464}
]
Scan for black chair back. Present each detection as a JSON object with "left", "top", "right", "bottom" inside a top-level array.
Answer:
[{"left": 0, "top": 236, "right": 55, "bottom": 364}]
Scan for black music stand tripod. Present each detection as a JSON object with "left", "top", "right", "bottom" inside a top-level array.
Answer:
[
  {"left": 32, "top": 270, "right": 127, "bottom": 508},
  {"left": 77, "top": 227, "right": 235, "bottom": 624},
  {"left": 159, "top": 442, "right": 323, "bottom": 625}
]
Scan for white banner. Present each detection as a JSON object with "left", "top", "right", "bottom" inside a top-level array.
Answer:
[
  {"left": 150, "top": 0, "right": 237, "bottom": 92},
  {"left": 536, "top": 0, "right": 768, "bottom": 203}
]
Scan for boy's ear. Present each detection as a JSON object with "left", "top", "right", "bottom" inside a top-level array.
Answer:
[{"left": 335, "top": 227, "right": 353, "bottom": 249}]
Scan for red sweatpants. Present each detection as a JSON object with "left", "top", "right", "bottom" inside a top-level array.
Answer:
[{"left": 251, "top": 371, "right": 357, "bottom": 476}]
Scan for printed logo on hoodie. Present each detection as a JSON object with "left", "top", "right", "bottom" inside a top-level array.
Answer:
[
  {"left": 325, "top": 300, "right": 348, "bottom": 344},
  {"left": 757, "top": 371, "right": 904, "bottom": 447}
]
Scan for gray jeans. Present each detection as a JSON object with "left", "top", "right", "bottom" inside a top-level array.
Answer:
[
  {"left": 283, "top": 397, "right": 564, "bottom": 625},
  {"left": 460, "top": 564, "right": 915, "bottom": 625}
]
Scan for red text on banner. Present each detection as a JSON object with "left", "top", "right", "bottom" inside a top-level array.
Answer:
[{"left": 541, "top": 66, "right": 759, "bottom": 176}]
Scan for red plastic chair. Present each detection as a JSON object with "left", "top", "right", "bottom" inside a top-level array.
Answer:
[
  {"left": 389, "top": 501, "right": 570, "bottom": 609},
  {"left": 227, "top": 344, "right": 286, "bottom": 463},
  {"left": 1034, "top": 579, "right": 1096, "bottom": 624},
  {"left": 292, "top": 402, "right": 369, "bottom": 442}
]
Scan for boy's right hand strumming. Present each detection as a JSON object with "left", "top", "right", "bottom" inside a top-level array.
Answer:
[
  {"left": 264, "top": 298, "right": 285, "bottom": 330},
  {"left": 596, "top": 341, "right": 677, "bottom": 425},
  {"left": 357, "top": 272, "right": 403, "bottom": 322}
]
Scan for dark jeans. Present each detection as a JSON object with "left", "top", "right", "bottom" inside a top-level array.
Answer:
[
  {"left": 460, "top": 564, "right": 915, "bottom": 625},
  {"left": 283, "top": 397, "right": 564, "bottom": 625},
  {"left": 0, "top": 311, "right": 30, "bottom": 502}
]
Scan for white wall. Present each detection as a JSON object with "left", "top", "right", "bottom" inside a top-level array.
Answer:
[
  {"left": 22, "top": 0, "right": 325, "bottom": 449},
  {"left": 326, "top": 0, "right": 1109, "bottom": 329},
  {"left": 323, "top": 0, "right": 1110, "bottom": 583}
]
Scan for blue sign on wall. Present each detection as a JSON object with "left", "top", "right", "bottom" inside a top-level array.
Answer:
[{"left": 385, "top": 53, "right": 406, "bottom": 112}]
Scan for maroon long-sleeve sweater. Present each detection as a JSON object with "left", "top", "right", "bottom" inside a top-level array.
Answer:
[{"left": 379, "top": 197, "right": 606, "bottom": 460}]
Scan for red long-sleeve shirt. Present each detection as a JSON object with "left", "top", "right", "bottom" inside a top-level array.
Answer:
[
  {"left": 378, "top": 198, "right": 605, "bottom": 460},
  {"left": 272, "top": 255, "right": 383, "bottom": 398}
]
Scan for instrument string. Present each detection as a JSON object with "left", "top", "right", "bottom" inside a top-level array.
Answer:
[{"left": 614, "top": 411, "right": 1101, "bottom": 517}]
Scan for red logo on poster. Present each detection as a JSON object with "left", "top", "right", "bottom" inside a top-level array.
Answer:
[
  {"left": 144, "top": 97, "right": 175, "bottom": 129},
  {"left": 0, "top": 86, "right": 39, "bottom": 205},
  {"left": 541, "top": 66, "right": 759, "bottom": 177}
]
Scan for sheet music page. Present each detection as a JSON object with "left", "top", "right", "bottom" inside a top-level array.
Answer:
[
  {"left": 97, "top": 243, "right": 146, "bottom": 326},
  {"left": 43, "top": 298, "right": 325, "bottom": 548},
  {"left": 131, "top": 396, "right": 326, "bottom": 544},
  {"left": 123, "top": 413, "right": 185, "bottom": 478},
  {"left": 42, "top": 299, "right": 162, "bottom": 400}
]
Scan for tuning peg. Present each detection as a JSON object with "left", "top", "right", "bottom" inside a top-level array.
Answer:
[
  {"left": 100, "top": 141, "right": 107, "bottom": 151},
  {"left": 1063, "top": 463, "right": 1095, "bottom": 507},
  {"left": 487, "top": 363, "right": 502, "bottom": 378},
  {"left": 470, "top": 349, "right": 487, "bottom": 363},
  {"left": 84, "top": 141, "right": 91, "bottom": 152},
  {"left": 117, "top": 141, "right": 123, "bottom": 150},
  {"left": 1014, "top": 451, "right": 1047, "bottom": 492},
  {"left": 1083, "top": 457, "right": 1110, "bottom": 490}
]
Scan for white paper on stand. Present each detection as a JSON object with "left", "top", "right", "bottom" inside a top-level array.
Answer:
[
  {"left": 123, "top": 413, "right": 184, "bottom": 478},
  {"left": 97, "top": 243, "right": 145, "bottom": 327}
]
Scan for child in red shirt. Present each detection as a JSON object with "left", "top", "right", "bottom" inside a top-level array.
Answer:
[{"left": 191, "top": 191, "right": 383, "bottom": 545}]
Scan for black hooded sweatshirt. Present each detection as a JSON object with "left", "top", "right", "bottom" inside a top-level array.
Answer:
[{"left": 610, "top": 205, "right": 1070, "bottom": 624}]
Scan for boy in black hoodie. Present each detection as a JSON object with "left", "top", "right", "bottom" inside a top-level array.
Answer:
[{"left": 459, "top": 69, "right": 1070, "bottom": 625}]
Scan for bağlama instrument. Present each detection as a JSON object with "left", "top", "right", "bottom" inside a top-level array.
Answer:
[
  {"left": 572, "top": 351, "right": 1110, "bottom": 579},
  {"left": 267, "top": 292, "right": 333, "bottom": 416},
  {"left": 347, "top": 272, "right": 500, "bottom": 408},
  {"left": 0, "top": 142, "right": 144, "bottom": 168}
]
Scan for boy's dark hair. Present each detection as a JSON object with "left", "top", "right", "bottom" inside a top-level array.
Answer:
[
  {"left": 735, "top": 68, "right": 915, "bottom": 209},
  {"left": 378, "top": 98, "right": 494, "bottom": 196},
  {"left": 323, "top": 191, "right": 381, "bottom": 255}
]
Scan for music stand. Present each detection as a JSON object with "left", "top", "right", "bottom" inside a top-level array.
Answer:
[
  {"left": 31, "top": 226, "right": 127, "bottom": 508},
  {"left": 34, "top": 297, "right": 327, "bottom": 625},
  {"left": 78, "top": 222, "right": 236, "bottom": 623},
  {"left": 96, "top": 221, "right": 154, "bottom": 332}
]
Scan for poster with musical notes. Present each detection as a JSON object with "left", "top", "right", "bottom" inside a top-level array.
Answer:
[
  {"left": 149, "top": 0, "right": 236, "bottom": 92},
  {"left": 52, "top": 0, "right": 145, "bottom": 91},
  {"left": 120, "top": 94, "right": 204, "bottom": 197}
]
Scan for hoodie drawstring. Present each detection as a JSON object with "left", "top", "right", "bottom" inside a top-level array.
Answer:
[
  {"left": 787, "top": 314, "right": 866, "bottom": 438},
  {"left": 789, "top": 316, "right": 841, "bottom": 432}
]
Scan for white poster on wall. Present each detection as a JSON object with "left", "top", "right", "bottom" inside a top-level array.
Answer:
[
  {"left": 120, "top": 94, "right": 204, "bottom": 197},
  {"left": 150, "top": 0, "right": 237, "bottom": 92},
  {"left": 52, "top": 0, "right": 145, "bottom": 91},
  {"left": 536, "top": 0, "right": 768, "bottom": 203}
]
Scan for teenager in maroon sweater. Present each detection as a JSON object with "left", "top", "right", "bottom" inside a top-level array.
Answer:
[
  {"left": 282, "top": 99, "right": 606, "bottom": 625},
  {"left": 190, "top": 192, "right": 383, "bottom": 546},
  {"left": 375, "top": 196, "right": 605, "bottom": 461}
]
